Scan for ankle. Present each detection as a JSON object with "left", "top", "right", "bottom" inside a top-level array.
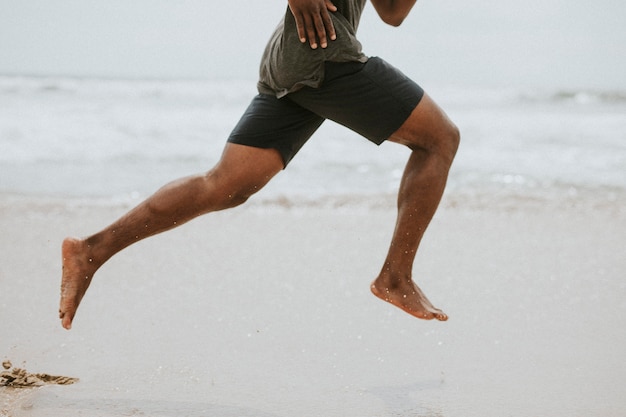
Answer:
[
  {"left": 66, "top": 237, "right": 103, "bottom": 271},
  {"left": 374, "top": 270, "right": 412, "bottom": 290}
]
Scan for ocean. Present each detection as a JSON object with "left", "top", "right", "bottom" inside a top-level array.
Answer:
[{"left": 1, "top": 75, "right": 625, "bottom": 207}]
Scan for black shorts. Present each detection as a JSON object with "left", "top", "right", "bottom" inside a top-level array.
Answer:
[{"left": 227, "top": 57, "right": 424, "bottom": 167}]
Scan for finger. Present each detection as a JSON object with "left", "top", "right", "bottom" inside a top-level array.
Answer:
[
  {"left": 293, "top": 12, "right": 307, "bottom": 43},
  {"left": 303, "top": 14, "right": 319, "bottom": 49},
  {"left": 320, "top": 7, "right": 336, "bottom": 42},
  {"left": 313, "top": 13, "right": 328, "bottom": 48}
]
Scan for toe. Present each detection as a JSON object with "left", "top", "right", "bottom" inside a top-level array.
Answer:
[{"left": 435, "top": 312, "right": 448, "bottom": 321}]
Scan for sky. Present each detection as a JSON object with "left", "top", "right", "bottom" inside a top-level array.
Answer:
[{"left": 1, "top": 0, "right": 625, "bottom": 89}]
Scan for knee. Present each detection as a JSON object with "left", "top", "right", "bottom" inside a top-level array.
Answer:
[
  {"left": 217, "top": 190, "right": 252, "bottom": 210},
  {"left": 444, "top": 121, "right": 461, "bottom": 162},
  {"left": 407, "top": 119, "right": 460, "bottom": 165},
  {"left": 203, "top": 171, "right": 257, "bottom": 211},
  {"left": 431, "top": 118, "right": 460, "bottom": 165}
]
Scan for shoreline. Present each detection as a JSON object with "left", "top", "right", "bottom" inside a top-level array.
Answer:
[
  {"left": 2, "top": 181, "right": 625, "bottom": 212},
  {"left": 2, "top": 189, "right": 625, "bottom": 417}
]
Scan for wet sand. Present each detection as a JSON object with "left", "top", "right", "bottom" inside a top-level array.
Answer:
[{"left": 1, "top": 192, "right": 625, "bottom": 417}]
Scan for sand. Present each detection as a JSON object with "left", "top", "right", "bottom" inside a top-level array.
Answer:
[
  {"left": 1, "top": 361, "right": 78, "bottom": 388},
  {"left": 1, "top": 191, "right": 625, "bottom": 417}
]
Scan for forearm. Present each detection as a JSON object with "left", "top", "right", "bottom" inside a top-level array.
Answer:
[{"left": 369, "top": 0, "right": 417, "bottom": 26}]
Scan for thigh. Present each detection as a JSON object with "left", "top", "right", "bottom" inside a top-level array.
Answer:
[
  {"left": 227, "top": 94, "right": 325, "bottom": 167},
  {"left": 288, "top": 57, "right": 425, "bottom": 144},
  {"left": 212, "top": 142, "right": 285, "bottom": 196}
]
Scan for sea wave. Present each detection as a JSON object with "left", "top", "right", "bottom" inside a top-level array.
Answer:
[
  {"left": 1, "top": 75, "right": 625, "bottom": 199},
  {"left": 4, "top": 75, "right": 626, "bottom": 106},
  {"left": 0, "top": 75, "right": 254, "bottom": 104},
  {"left": 519, "top": 89, "right": 626, "bottom": 105}
]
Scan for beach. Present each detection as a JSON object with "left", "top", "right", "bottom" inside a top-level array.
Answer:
[
  {"left": 1, "top": 70, "right": 625, "bottom": 417},
  {"left": 2, "top": 0, "right": 626, "bottom": 413},
  {"left": 2, "top": 190, "right": 625, "bottom": 417}
]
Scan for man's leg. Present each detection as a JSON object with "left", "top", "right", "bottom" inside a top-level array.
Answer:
[
  {"left": 60, "top": 143, "right": 284, "bottom": 329},
  {"left": 370, "top": 94, "right": 460, "bottom": 321}
]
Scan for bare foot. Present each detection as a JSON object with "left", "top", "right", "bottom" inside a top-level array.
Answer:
[
  {"left": 59, "top": 238, "right": 98, "bottom": 330},
  {"left": 370, "top": 277, "right": 448, "bottom": 321}
]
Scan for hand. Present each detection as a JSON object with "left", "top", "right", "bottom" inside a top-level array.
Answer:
[{"left": 288, "top": 0, "right": 337, "bottom": 49}]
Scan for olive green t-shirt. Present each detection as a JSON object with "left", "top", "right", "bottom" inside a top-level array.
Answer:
[{"left": 258, "top": 0, "right": 368, "bottom": 98}]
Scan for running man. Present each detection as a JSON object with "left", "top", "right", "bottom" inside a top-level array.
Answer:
[{"left": 59, "top": 0, "right": 459, "bottom": 330}]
